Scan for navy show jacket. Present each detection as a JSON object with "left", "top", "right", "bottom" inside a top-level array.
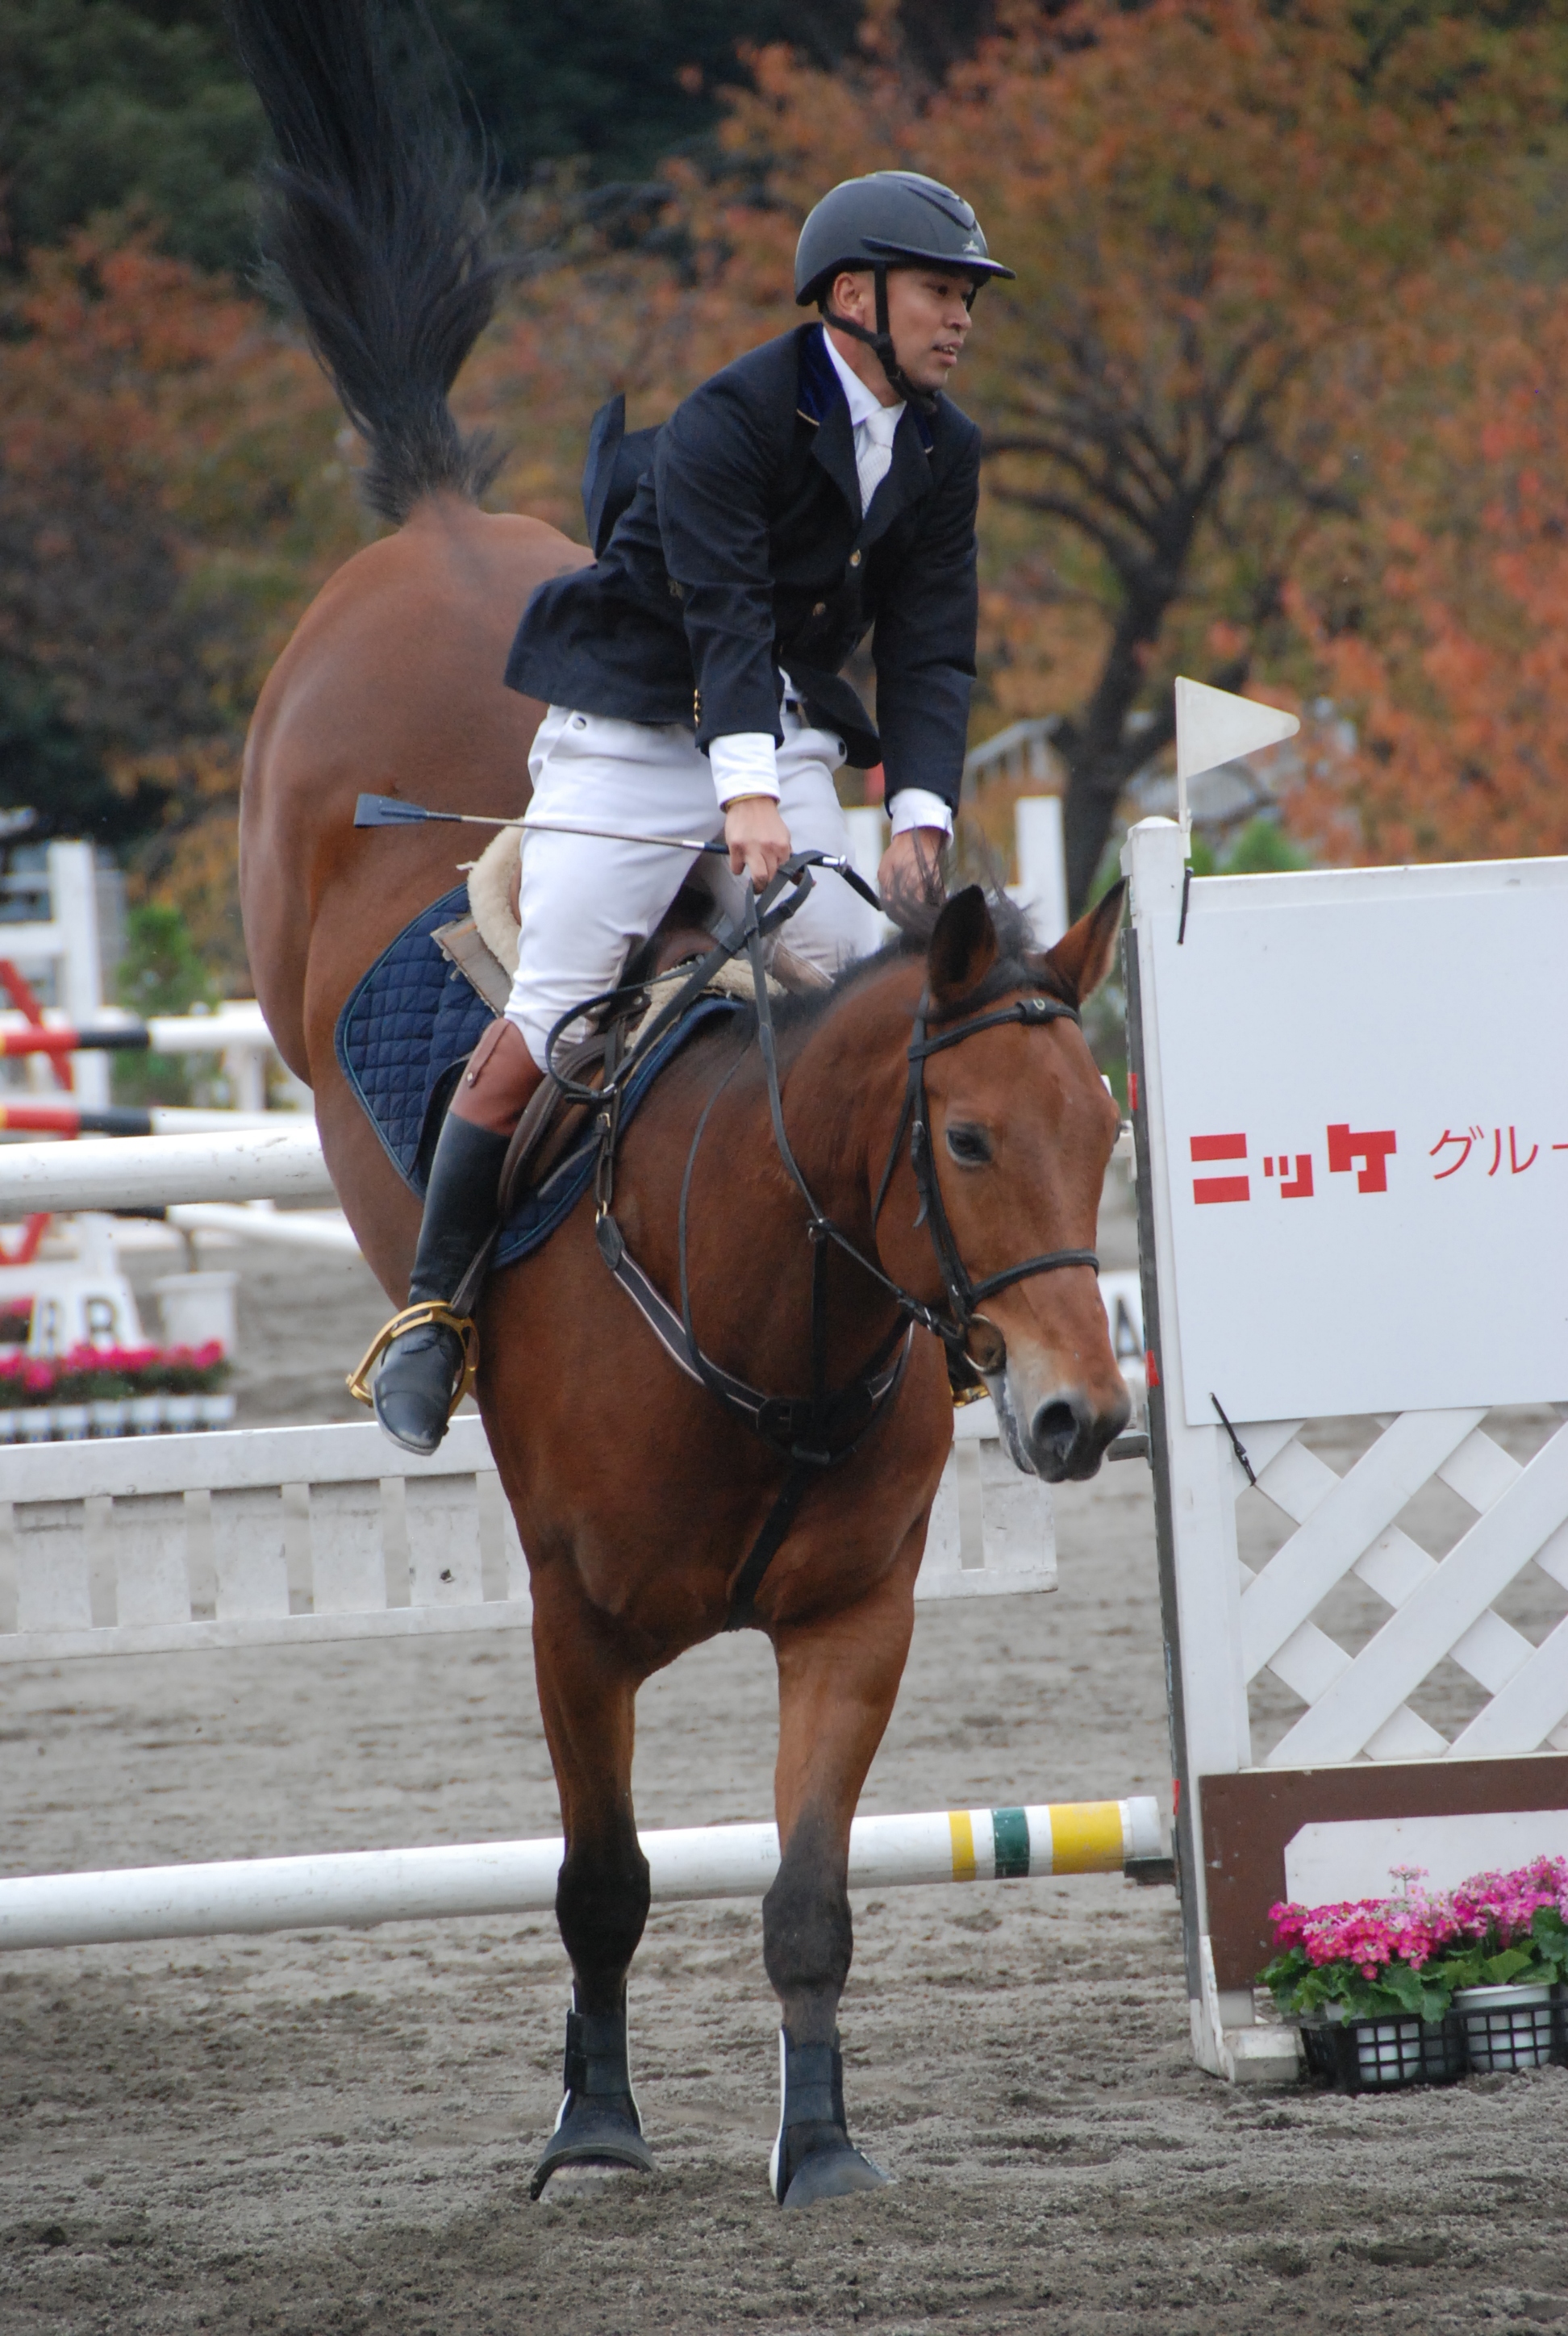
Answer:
[{"left": 503, "top": 323, "right": 981, "bottom": 815}]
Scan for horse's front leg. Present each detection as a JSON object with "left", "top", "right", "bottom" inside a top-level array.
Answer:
[
  {"left": 527, "top": 1562, "right": 655, "bottom": 2197},
  {"left": 763, "top": 1528, "right": 921, "bottom": 2209}
]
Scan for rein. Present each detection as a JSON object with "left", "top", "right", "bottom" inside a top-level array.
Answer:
[{"left": 545, "top": 853, "right": 1098, "bottom": 1628}]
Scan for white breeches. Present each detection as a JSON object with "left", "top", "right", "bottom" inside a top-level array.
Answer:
[{"left": 506, "top": 701, "right": 882, "bottom": 1065}]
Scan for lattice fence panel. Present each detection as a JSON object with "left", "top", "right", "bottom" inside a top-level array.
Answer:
[{"left": 1233, "top": 1408, "right": 1568, "bottom": 1766}]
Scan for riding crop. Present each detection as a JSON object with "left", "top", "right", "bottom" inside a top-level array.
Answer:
[
  {"left": 355, "top": 792, "right": 885, "bottom": 902},
  {"left": 354, "top": 790, "right": 731, "bottom": 857}
]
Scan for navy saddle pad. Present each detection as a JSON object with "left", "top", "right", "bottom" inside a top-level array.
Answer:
[{"left": 334, "top": 886, "right": 742, "bottom": 1270}]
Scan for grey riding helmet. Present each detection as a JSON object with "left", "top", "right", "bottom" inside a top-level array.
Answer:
[
  {"left": 794, "top": 172, "right": 1013, "bottom": 411},
  {"left": 794, "top": 172, "right": 1014, "bottom": 308}
]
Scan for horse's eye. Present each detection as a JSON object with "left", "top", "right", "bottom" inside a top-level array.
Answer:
[{"left": 945, "top": 1123, "right": 993, "bottom": 1167}]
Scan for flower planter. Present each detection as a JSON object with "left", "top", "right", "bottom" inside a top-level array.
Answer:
[
  {"left": 1266, "top": 1854, "right": 1568, "bottom": 2086},
  {"left": 0, "top": 1391, "right": 234, "bottom": 1441},
  {"left": 0, "top": 1336, "right": 233, "bottom": 1438},
  {"left": 1454, "top": 1982, "right": 1563, "bottom": 2073},
  {"left": 1300, "top": 2010, "right": 1466, "bottom": 2093}
]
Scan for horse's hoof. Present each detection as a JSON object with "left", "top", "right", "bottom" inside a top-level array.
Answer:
[
  {"left": 780, "top": 2140, "right": 889, "bottom": 2209},
  {"left": 371, "top": 1325, "right": 462, "bottom": 1454},
  {"left": 529, "top": 2103, "right": 657, "bottom": 2200},
  {"left": 535, "top": 2159, "right": 641, "bottom": 2202}
]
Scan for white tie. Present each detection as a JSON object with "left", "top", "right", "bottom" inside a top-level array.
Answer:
[{"left": 854, "top": 403, "right": 902, "bottom": 517}]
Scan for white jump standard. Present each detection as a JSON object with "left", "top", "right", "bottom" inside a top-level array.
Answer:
[{"left": 1125, "top": 806, "right": 1568, "bottom": 2084}]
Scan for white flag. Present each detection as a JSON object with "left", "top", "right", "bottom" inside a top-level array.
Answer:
[{"left": 1175, "top": 676, "right": 1299, "bottom": 784}]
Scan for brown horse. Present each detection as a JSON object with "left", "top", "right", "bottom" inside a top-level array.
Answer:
[{"left": 232, "top": 0, "right": 1129, "bottom": 2204}]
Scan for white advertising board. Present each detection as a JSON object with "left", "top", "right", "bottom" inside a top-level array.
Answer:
[
  {"left": 1284, "top": 1811, "right": 1568, "bottom": 1906},
  {"left": 1143, "top": 849, "right": 1568, "bottom": 1425}
]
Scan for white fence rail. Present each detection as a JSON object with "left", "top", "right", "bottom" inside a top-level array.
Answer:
[{"left": 0, "top": 1398, "right": 1055, "bottom": 1667}]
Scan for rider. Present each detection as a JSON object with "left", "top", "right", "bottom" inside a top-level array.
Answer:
[{"left": 369, "top": 170, "right": 1014, "bottom": 1453}]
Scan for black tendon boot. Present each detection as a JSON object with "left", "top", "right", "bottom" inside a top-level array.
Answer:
[
  {"left": 369, "top": 1109, "right": 510, "bottom": 1454},
  {"left": 770, "top": 2029, "right": 887, "bottom": 2209},
  {"left": 530, "top": 1999, "right": 657, "bottom": 2197}
]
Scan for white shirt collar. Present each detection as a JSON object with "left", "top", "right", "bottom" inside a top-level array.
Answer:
[{"left": 819, "top": 323, "right": 902, "bottom": 432}]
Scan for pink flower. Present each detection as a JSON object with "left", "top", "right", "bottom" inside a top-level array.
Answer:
[
  {"left": 1268, "top": 1887, "right": 1460, "bottom": 1972},
  {"left": 1449, "top": 1855, "right": 1568, "bottom": 1946},
  {"left": 1270, "top": 1854, "right": 1568, "bottom": 1972}
]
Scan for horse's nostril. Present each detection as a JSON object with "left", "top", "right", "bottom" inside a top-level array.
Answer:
[
  {"left": 1029, "top": 1398, "right": 1082, "bottom": 1459},
  {"left": 1027, "top": 1386, "right": 1132, "bottom": 1480}
]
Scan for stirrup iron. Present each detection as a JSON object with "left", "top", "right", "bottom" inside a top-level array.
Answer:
[{"left": 346, "top": 1299, "right": 478, "bottom": 1412}]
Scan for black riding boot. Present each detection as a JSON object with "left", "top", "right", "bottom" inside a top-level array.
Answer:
[
  {"left": 370, "top": 1111, "right": 511, "bottom": 1454},
  {"left": 367, "top": 1020, "right": 542, "bottom": 1454},
  {"left": 770, "top": 2029, "right": 887, "bottom": 2209}
]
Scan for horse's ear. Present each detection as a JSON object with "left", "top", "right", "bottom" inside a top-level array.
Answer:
[
  {"left": 1036, "top": 879, "right": 1126, "bottom": 1007},
  {"left": 928, "top": 885, "right": 999, "bottom": 1009}
]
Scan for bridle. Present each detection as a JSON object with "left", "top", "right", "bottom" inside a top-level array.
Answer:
[
  {"left": 546, "top": 853, "right": 1099, "bottom": 1626},
  {"left": 872, "top": 988, "right": 1099, "bottom": 1376}
]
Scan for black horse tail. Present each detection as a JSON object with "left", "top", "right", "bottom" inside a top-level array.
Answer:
[{"left": 227, "top": 0, "right": 503, "bottom": 524}]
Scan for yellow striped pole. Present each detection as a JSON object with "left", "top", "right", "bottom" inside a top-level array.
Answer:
[
  {"left": 849, "top": 1800, "right": 1160, "bottom": 1892},
  {"left": 0, "top": 1800, "right": 1168, "bottom": 1950}
]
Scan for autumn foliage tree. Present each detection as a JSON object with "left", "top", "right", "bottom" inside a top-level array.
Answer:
[
  {"left": 1287, "top": 287, "right": 1568, "bottom": 866},
  {"left": 669, "top": 0, "right": 1562, "bottom": 903},
  {"left": 0, "top": 222, "right": 355, "bottom": 969},
  {"left": 463, "top": 0, "right": 1567, "bottom": 902},
  {"left": 6, "top": 0, "right": 1567, "bottom": 982}
]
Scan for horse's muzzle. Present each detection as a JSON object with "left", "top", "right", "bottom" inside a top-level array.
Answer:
[{"left": 1024, "top": 1384, "right": 1130, "bottom": 1483}]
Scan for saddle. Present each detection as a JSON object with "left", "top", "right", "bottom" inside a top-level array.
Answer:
[{"left": 332, "top": 829, "right": 803, "bottom": 1275}]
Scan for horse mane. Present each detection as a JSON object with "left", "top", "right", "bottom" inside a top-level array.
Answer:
[
  {"left": 227, "top": 0, "right": 505, "bottom": 524},
  {"left": 767, "top": 882, "right": 1065, "bottom": 1041}
]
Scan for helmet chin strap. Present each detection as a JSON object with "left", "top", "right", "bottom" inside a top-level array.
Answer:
[{"left": 823, "top": 265, "right": 940, "bottom": 417}]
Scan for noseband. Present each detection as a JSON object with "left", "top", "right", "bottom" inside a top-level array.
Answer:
[{"left": 562, "top": 853, "right": 1099, "bottom": 1625}]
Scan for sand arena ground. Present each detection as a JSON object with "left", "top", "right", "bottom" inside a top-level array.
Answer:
[{"left": 2, "top": 1177, "right": 1566, "bottom": 2334}]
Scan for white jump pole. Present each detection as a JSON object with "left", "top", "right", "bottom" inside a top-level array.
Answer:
[
  {"left": 164, "top": 1202, "right": 361, "bottom": 1255},
  {"left": 0, "top": 1799, "right": 1164, "bottom": 1952},
  {"left": 0, "top": 1126, "right": 335, "bottom": 1214}
]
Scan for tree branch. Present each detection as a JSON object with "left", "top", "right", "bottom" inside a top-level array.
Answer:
[
  {"left": 986, "top": 484, "right": 1149, "bottom": 579},
  {"left": 982, "top": 432, "right": 1161, "bottom": 537}
]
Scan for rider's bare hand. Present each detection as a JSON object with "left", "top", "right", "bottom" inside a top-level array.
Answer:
[
  {"left": 724, "top": 795, "right": 793, "bottom": 891},
  {"left": 878, "top": 825, "right": 949, "bottom": 913}
]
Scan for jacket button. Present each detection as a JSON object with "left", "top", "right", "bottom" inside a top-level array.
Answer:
[
  {"left": 693, "top": 689, "right": 702, "bottom": 719},
  {"left": 668, "top": 578, "right": 682, "bottom": 599},
  {"left": 812, "top": 601, "right": 827, "bottom": 618},
  {"left": 849, "top": 550, "right": 861, "bottom": 567}
]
